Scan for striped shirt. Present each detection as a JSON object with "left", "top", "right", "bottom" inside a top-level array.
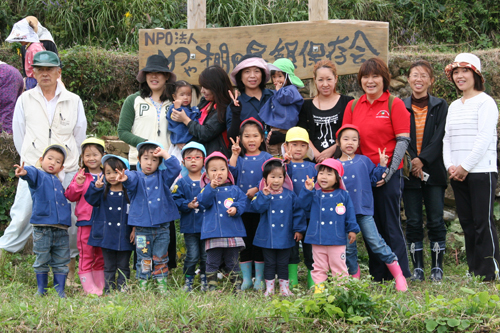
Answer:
[
  {"left": 443, "top": 92, "right": 498, "bottom": 173},
  {"left": 412, "top": 105, "right": 428, "bottom": 155}
]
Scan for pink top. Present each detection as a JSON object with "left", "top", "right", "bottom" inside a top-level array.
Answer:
[
  {"left": 65, "top": 172, "right": 98, "bottom": 224},
  {"left": 25, "top": 42, "right": 45, "bottom": 78}
]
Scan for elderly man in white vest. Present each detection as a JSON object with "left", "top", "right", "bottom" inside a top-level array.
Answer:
[{"left": 0, "top": 51, "right": 86, "bottom": 285}]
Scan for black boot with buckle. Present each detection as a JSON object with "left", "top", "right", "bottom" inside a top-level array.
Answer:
[{"left": 409, "top": 242, "right": 425, "bottom": 282}]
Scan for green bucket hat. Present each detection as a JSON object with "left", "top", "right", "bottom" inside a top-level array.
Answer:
[
  {"left": 267, "top": 58, "right": 304, "bottom": 88},
  {"left": 33, "top": 51, "right": 60, "bottom": 67}
]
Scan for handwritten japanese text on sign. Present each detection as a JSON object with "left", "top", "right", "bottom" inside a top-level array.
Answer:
[{"left": 139, "top": 20, "right": 388, "bottom": 83}]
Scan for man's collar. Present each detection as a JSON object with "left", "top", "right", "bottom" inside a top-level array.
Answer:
[{"left": 35, "top": 81, "right": 63, "bottom": 99}]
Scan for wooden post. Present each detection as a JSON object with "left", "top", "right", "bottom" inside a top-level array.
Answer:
[
  {"left": 187, "top": 0, "right": 207, "bottom": 29},
  {"left": 308, "top": 0, "right": 328, "bottom": 21}
]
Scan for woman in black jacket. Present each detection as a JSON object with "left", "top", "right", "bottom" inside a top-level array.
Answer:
[
  {"left": 170, "top": 65, "right": 232, "bottom": 157},
  {"left": 402, "top": 60, "right": 448, "bottom": 282}
]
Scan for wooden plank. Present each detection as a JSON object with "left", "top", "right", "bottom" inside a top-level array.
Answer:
[
  {"left": 139, "top": 20, "right": 389, "bottom": 84},
  {"left": 309, "top": 0, "right": 328, "bottom": 21},
  {"left": 187, "top": 0, "right": 206, "bottom": 29}
]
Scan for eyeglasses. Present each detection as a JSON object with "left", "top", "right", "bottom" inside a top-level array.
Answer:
[
  {"left": 409, "top": 74, "right": 430, "bottom": 79},
  {"left": 184, "top": 156, "right": 203, "bottom": 161}
]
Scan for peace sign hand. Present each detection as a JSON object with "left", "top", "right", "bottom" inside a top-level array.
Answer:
[
  {"left": 115, "top": 168, "right": 128, "bottom": 183},
  {"left": 228, "top": 90, "right": 240, "bottom": 107},
  {"left": 230, "top": 137, "right": 241, "bottom": 157},
  {"left": 188, "top": 197, "right": 199, "bottom": 209},
  {"left": 262, "top": 183, "right": 271, "bottom": 196},
  {"left": 378, "top": 148, "right": 389, "bottom": 168},
  {"left": 305, "top": 175, "right": 315, "bottom": 191},
  {"left": 95, "top": 174, "right": 105, "bottom": 188},
  {"left": 283, "top": 145, "right": 292, "bottom": 163},
  {"left": 13, "top": 162, "right": 27, "bottom": 177},
  {"left": 75, "top": 168, "right": 86, "bottom": 185}
]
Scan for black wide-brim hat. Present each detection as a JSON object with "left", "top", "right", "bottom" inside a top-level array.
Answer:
[{"left": 136, "top": 50, "right": 177, "bottom": 84}]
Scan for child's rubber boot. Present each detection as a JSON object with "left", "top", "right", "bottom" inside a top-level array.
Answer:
[
  {"left": 351, "top": 264, "right": 361, "bottom": 279},
  {"left": 138, "top": 279, "right": 149, "bottom": 291},
  {"left": 314, "top": 283, "right": 325, "bottom": 294},
  {"left": 200, "top": 274, "right": 208, "bottom": 292},
  {"left": 53, "top": 273, "right": 67, "bottom": 298},
  {"left": 92, "top": 270, "right": 105, "bottom": 295},
  {"left": 386, "top": 261, "right": 408, "bottom": 292},
  {"left": 36, "top": 272, "right": 48, "bottom": 296},
  {"left": 206, "top": 272, "right": 218, "bottom": 291},
  {"left": 253, "top": 262, "right": 265, "bottom": 290},
  {"left": 279, "top": 279, "right": 293, "bottom": 296},
  {"left": 264, "top": 279, "right": 275, "bottom": 297},
  {"left": 79, "top": 271, "right": 102, "bottom": 296},
  {"left": 183, "top": 275, "right": 194, "bottom": 292},
  {"left": 66, "top": 257, "right": 77, "bottom": 286},
  {"left": 430, "top": 242, "right": 445, "bottom": 282},
  {"left": 307, "top": 270, "right": 315, "bottom": 289},
  {"left": 288, "top": 264, "right": 299, "bottom": 288},
  {"left": 239, "top": 262, "right": 253, "bottom": 290},
  {"left": 157, "top": 277, "right": 168, "bottom": 293}
]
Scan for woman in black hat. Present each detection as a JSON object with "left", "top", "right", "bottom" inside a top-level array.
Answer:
[{"left": 117, "top": 51, "right": 178, "bottom": 269}]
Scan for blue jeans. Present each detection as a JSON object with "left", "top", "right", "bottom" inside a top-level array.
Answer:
[
  {"left": 135, "top": 223, "right": 170, "bottom": 280},
  {"left": 183, "top": 233, "right": 207, "bottom": 276},
  {"left": 346, "top": 215, "right": 397, "bottom": 275},
  {"left": 32, "top": 226, "right": 70, "bottom": 274}
]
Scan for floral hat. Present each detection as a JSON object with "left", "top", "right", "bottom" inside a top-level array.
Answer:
[{"left": 444, "top": 53, "right": 484, "bottom": 83}]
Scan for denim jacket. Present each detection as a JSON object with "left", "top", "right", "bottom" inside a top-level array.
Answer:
[
  {"left": 251, "top": 188, "right": 306, "bottom": 249},
  {"left": 299, "top": 187, "right": 359, "bottom": 246},
  {"left": 259, "top": 85, "right": 304, "bottom": 130},
  {"left": 197, "top": 184, "right": 247, "bottom": 240},
  {"left": 287, "top": 160, "right": 317, "bottom": 219},
  {"left": 172, "top": 176, "right": 205, "bottom": 234},
  {"left": 166, "top": 104, "right": 200, "bottom": 144},
  {"left": 124, "top": 156, "right": 181, "bottom": 227},
  {"left": 21, "top": 166, "right": 71, "bottom": 227}
]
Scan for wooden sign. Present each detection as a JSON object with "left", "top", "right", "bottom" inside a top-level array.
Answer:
[{"left": 139, "top": 20, "right": 388, "bottom": 84}]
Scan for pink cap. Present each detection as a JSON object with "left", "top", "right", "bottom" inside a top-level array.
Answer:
[
  {"left": 258, "top": 158, "right": 294, "bottom": 192},
  {"left": 200, "top": 152, "right": 235, "bottom": 187},
  {"left": 314, "top": 158, "right": 346, "bottom": 190}
]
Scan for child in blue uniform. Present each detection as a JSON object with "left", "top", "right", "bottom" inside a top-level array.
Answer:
[
  {"left": 85, "top": 155, "right": 135, "bottom": 293},
  {"left": 172, "top": 142, "right": 208, "bottom": 292},
  {"left": 261, "top": 58, "right": 305, "bottom": 156},
  {"left": 198, "top": 152, "right": 247, "bottom": 292},
  {"left": 229, "top": 117, "right": 273, "bottom": 290},
  {"left": 14, "top": 144, "right": 71, "bottom": 298},
  {"left": 251, "top": 158, "right": 306, "bottom": 296},
  {"left": 282, "top": 126, "right": 317, "bottom": 289},
  {"left": 115, "top": 141, "right": 181, "bottom": 291},
  {"left": 166, "top": 80, "right": 201, "bottom": 161},
  {"left": 299, "top": 158, "right": 359, "bottom": 293},
  {"left": 335, "top": 124, "right": 408, "bottom": 292}
]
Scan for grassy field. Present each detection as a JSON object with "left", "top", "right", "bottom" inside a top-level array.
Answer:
[{"left": 0, "top": 231, "right": 499, "bottom": 333}]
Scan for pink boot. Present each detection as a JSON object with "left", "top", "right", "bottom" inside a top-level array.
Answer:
[
  {"left": 264, "top": 279, "right": 275, "bottom": 297},
  {"left": 351, "top": 264, "right": 361, "bottom": 279},
  {"left": 79, "top": 272, "right": 102, "bottom": 296},
  {"left": 279, "top": 279, "right": 293, "bottom": 296},
  {"left": 386, "top": 261, "right": 408, "bottom": 292},
  {"left": 93, "top": 270, "right": 105, "bottom": 293}
]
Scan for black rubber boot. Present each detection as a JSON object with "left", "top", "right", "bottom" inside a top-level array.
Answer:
[
  {"left": 409, "top": 242, "right": 425, "bottom": 282},
  {"left": 430, "top": 242, "right": 445, "bottom": 282}
]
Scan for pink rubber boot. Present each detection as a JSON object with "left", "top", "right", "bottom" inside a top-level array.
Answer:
[
  {"left": 264, "top": 280, "right": 275, "bottom": 297},
  {"left": 386, "top": 261, "right": 408, "bottom": 292},
  {"left": 92, "top": 270, "right": 105, "bottom": 295},
  {"left": 279, "top": 279, "right": 293, "bottom": 296},
  {"left": 79, "top": 272, "right": 102, "bottom": 296},
  {"left": 351, "top": 264, "right": 361, "bottom": 279}
]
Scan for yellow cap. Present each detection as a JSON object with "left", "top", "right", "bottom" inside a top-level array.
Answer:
[
  {"left": 81, "top": 137, "right": 106, "bottom": 150},
  {"left": 285, "top": 127, "right": 309, "bottom": 143}
]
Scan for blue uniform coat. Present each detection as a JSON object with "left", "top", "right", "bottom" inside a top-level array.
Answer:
[
  {"left": 85, "top": 183, "right": 135, "bottom": 251},
  {"left": 230, "top": 151, "right": 273, "bottom": 213},
  {"left": 197, "top": 184, "right": 247, "bottom": 240},
  {"left": 287, "top": 160, "right": 317, "bottom": 219},
  {"left": 259, "top": 85, "right": 304, "bottom": 130},
  {"left": 299, "top": 188, "right": 359, "bottom": 246},
  {"left": 340, "top": 155, "right": 385, "bottom": 216},
  {"left": 124, "top": 156, "right": 181, "bottom": 227},
  {"left": 166, "top": 104, "right": 200, "bottom": 144},
  {"left": 21, "top": 166, "right": 71, "bottom": 226},
  {"left": 251, "top": 188, "right": 306, "bottom": 249},
  {"left": 172, "top": 176, "right": 205, "bottom": 234}
]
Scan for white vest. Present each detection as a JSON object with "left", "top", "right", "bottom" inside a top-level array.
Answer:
[{"left": 19, "top": 88, "right": 81, "bottom": 172}]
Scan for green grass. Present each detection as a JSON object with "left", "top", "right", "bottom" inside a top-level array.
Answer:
[{"left": 0, "top": 230, "right": 499, "bottom": 332}]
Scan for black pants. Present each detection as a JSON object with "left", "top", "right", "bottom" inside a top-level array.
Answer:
[
  {"left": 289, "top": 219, "right": 313, "bottom": 270},
  {"left": 370, "top": 170, "right": 411, "bottom": 281},
  {"left": 451, "top": 172, "right": 500, "bottom": 281},
  {"left": 102, "top": 249, "right": 132, "bottom": 292},
  {"left": 240, "top": 213, "right": 264, "bottom": 262},
  {"left": 262, "top": 248, "right": 292, "bottom": 280}
]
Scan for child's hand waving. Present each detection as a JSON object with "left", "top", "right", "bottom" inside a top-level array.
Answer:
[
  {"left": 305, "top": 175, "right": 314, "bottom": 191},
  {"left": 188, "top": 197, "right": 199, "bottom": 209},
  {"left": 75, "top": 168, "right": 86, "bottom": 185},
  {"left": 230, "top": 137, "right": 241, "bottom": 157},
  {"left": 115, "top": 168, "right": 128, "bottom": 183},
  {"left": 378, "top": 148, "right": 389, "bottom": 167},
  {"left": 95, "top": 174, "right": 105, "bottom": 188},
  {"left": 227, "top": 206, "right": 237, "bottom": 216},
  {"left": 13, "top": 162, "right": 27, "bottom": 177}
]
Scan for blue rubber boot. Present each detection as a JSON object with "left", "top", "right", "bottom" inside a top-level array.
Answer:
[
  {"left": 183, "top": 275, "right": 194, "bottom": 292},
  {"left": 253, "top": 262, "right": 265, "bottom": 290},
  {"left": 36, "top": 273, "right": 48, "bottom": 296},
  {"left": 53, "top": 273, "right": 67, "bottom": 298},
  {"left": 240, "top": 262, "right": 253, "bottom": 290}
]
